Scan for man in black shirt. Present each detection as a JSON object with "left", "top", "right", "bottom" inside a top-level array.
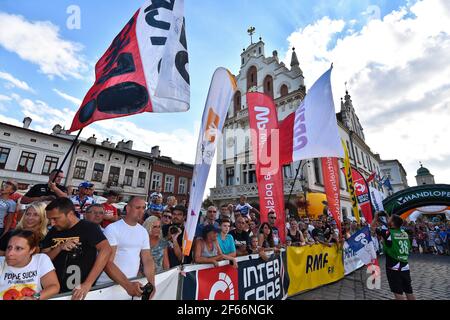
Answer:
[
  {"left": 229, "top": 216, "right": 250, "bottom": 256},
  {"left": 312, "top": 220, "right": 332, "bottom": 247},
  {"left": 41, "top": 198, "right": 111, "bottom": 300},
  {"left": 22, "top": 169, "right": 68, "bottom": 204},
  {"left": 162, "top": 205, "right": 191, "bottom": 267}
]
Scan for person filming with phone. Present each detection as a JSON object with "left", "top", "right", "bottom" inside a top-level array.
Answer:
[{"left": 370, "top": 211, "right": 416, "bottom": 300}]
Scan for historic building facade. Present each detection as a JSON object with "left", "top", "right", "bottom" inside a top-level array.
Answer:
[
  {"left": 379, "top": 158, "right": 409, "bottom": 193},
  {"left": 0, "top": 118, "right": 74, "bottom": 192},
  {"left": 210, "top": 39, "right": 392, "bottom": 220}
]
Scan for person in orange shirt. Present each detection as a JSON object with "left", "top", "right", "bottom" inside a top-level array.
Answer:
[{"left": 102, "top": 191, "right": 119, "bottom": 228}]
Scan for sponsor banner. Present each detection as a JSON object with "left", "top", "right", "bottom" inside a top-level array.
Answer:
[
  {"left": 247, "top": 92, "right": 286, "bottom": 243},
  {"left": 182, "top": 252, "right": 288, "bottom": 300},
  {"left": 70, "top": 0, "right": 189, "bottom": 132},
  {"left": 52, "top": 268, "right": 179, "bottom": 300},
  {"left": 343, "top": 242, "right": 365, "bottom": 275},
  {"left": 287, "top": 244, "right": 344, "bottom": 296},
  {"left": 278, "top": 67, "right": 343, "bottom": 165},
  {"left": 321, "top": 157, "right": 341, "bottom": 231},
  {"left": 345, "top": 226, "right": 377, "bottom": 265},
  {"left": 341, "top": 140, "right": 360, "bottom": 222},
  {"left": 370, "top": 187, "right": 385, "bottom": 212},
  {"left": 351, "top": 167, "right": 373, "bottom": 223},
  {"left": 182, "top": 68, "right": 236, "bottom": 256}
]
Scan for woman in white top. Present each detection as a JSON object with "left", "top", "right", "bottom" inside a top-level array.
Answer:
[{"left": 0, "top": 230, "right": 59, "bottom": 300}]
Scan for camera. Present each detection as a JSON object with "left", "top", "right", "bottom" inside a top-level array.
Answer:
[
  {"left": 377, "top": 211, "right": 388, "bottom": 225},
  {"left": 69, "top": 243, "right": 83, "bottom": 260},
  {"left": 140, "top": 282, "right": 154, "bottom": 300},
  {"left": 169, "top": 226, "right": 180, "bottom": 235}
]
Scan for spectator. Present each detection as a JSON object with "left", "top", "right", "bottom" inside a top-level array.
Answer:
[
  {"left": 164, "top": 196, "right": 177, "bottom": 211},
  {"left": 194, "top": 224, "right": 237, "bottom": 268},
  {"left": 0, "top": 230, "right": 60, "bottom": 300},
  {"left": 312, "top": 220, "right": 332, "bottom": 247},
  {"left": 0, "top": 202, "right": 48, "bottom": 256},
  {"left": 267, "top": 211, "right": 280, "bottom": 247},
  {"left": 101, "top": 191, "right": 119, "bottom": 228},
  {"left": 149, "top": 186, "right": 163, "bottom": 200},
  {"left": 248, "top": 219, "right": 260, "bottom": 238},
  {"left": 70, "top": 182, "right": 96, "bottom": 220},
  {"left": 161, "top": 210, "right": 173, "bottom": 226},
  {"left": 162, "top": 205, "right": 188, "bottom": 267},
  {"left": 235, "top": 195, "right": 260, "bottom": 219},
  {"left": 85, "top": 204, "right": 105, "bottom": 231},
  {"left": 5, "top": 180, "right": 21, "bottom": 230},
  {"left": 247, "top": 235, "right": 260, "bottom": 255},
  {"left": 258, "top": 222, "right": 276, "bottom": 250},
  {"left": 287, "top": 218, "right": 305, "bottom": 246},
  {"left": 87, "top": 184, "right": 95, "bottom": 198},
  {"left": 217, "top": 219, "right": 236, "bottom": 257},
  {"left": 350, "top": 221, "right": 359, "bottom": 235},
  {"left": 97, "top": 197, "right": 156, "bottom": 299},
  {"left": 435, "top": 227, "right": 445, "bottom": 255},
  {"left": 0, "top": 180, "right": 17, "bottom": 237},
  {"left": 229, "top": 216, "right": 250, "bottom": 257},
  {"left": 145, "top": 195, "right": 164, "bottom": 220},
  {"left": 180, "top": 199, "right": 187, "bottom": 208},
  {"left": 21, "top": 169, "right": 68, "bottom": 205},
  {"left": 195, "top": 206, "right": 219, "bottom": 238},
  {"left": 41, "top": 198, "right": 111, "bottom": 299},
  {"left": 143, "top": 216, "right": 169, "bottom": 274}
]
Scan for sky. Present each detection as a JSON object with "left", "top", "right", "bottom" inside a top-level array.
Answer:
[{"left": 0, "top": 0, "right": 449, "bottom": 197}]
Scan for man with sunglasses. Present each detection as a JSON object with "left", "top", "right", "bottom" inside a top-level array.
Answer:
[
  {"left": 229, "top": 216, "right": 250, "bottom": 257},
  {"left": 161, "top": 210, "right": 173, "bottom": 226},
  {"left": 162, "top": 205, "right": 190, "bottom": 267},
  {"left": 195, "top": 206, "right": 220, "bottom": 238},
  {"left": 268, "top": 211, "right": 280, "bottom": 247}
]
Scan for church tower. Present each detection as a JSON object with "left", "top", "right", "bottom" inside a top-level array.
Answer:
[{"left": 415, "top": 163, "right": 435, "bottom": 185}]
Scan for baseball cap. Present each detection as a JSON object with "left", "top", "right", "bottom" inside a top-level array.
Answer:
[{"left": 79, "top": 181, "right": 94, "bottom": 189}]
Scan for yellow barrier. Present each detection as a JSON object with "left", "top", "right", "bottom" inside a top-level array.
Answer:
[{"left": 287, "top": 244, "right": 344, "bottom": 296}]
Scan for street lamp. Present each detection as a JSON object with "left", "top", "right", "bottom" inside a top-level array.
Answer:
[{"left": 287, "top": 160, "right": 310, "bottom": 206}]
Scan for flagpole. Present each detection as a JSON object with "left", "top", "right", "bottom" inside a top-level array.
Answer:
[
  {"left": 287, "top": 160, "right": 309, "bottom": 206},
  {"left": 52, "top": 129, "right": 83, "bottom": 183}
]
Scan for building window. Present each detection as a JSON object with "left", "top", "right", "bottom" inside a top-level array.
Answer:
[
  {"left": 17, "top": 151, "right": 37, "bottom": 173},
  {"left": 362, "top": 151, "right": 366, "bottom": 167},
  {"left": 247, "top": 66, "right": 257, "bottom": 91},
  {"left": 283, "top": 165, "right": 293, "bottom": 179},
  {"left": 124, "top": 169, "right": 134, "bottom": 186},
  {"left": 0, "top": 147, "right": 11, "bottom": 169},
  {"left": 234, "top": 91, "right": 242, "bottom": 115},
  {"left": 368, "top": 156, "right": 372, "bottom": 171},
  {"left": 108, "top": 166, "right": 120, "bottom": 186},
  {"left": 73, "top": 160, "right": 88, "bottom": 179},
  {"left": 346, "top": 141, "right": 352, "bottom": 159},
  {"left": 178, "top": 177, "right": 187, "bottom": 194},
  {"left": 280, "top": 84, "right": 289, "bottom": 97},
  {"left": 92, "top": 163, "right": 105, "bottom": 182},
  {"left": 243, "top": 164, "right": 256, "bottom": 184},
  {"left": 138, "top": 172, "right": 146, "bottom": 188},
  {"left": 42, "top": 156, "right": 59, "bottom": 175},
  {"left": 355, "top": 146, "right": 360, "bottom": 164},
  {"left": 263, "top": 75, "right": 274, "bottom": 98},
  {"left": 226, "top": 167, "right": 235, "bottom": 186},
  {"left": 313, "top": 158, "right": 323, "bottom": 185},
  {"left": 165, "top": 175, "right": 174, "bottom": 193},
  {"left": 151, "top": 172, "right": 162, "bottom": 190}
]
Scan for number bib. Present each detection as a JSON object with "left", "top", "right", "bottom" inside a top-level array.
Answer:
[{"left": 383, "top": 229, "right": 410, "bottom": 263}]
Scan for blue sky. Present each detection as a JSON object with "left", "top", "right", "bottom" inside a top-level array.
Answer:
[{"left": 1, "top": 0, "right": 449, "bottom": 190}]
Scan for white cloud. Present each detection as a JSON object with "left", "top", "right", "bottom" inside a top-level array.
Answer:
[
  {"left": 284, "top": 0, "right": 450, "bottom": 185},
  {"left": 0, "top": 94, "right": 12, "bottom": 102},
  {"left": 53, "top": 89, "right": 82, "bottom": 106},
  {"left": 0, "top": 12, "right": 87, "bottom": 79},
  {"left": 0, "top": 113, "right": 22, "bottom": 127},
  {"left": 0, "top": 71, "right": 34, "bottom": 92}
]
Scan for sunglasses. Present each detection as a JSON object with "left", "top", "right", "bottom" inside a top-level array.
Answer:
[
  {"left": 153, "top": 225, "right": 161, "bottom": 228},
  {"left": 208, "top": 210, "right": 217, "bottom": 213},
  {"left": 269, "top": 216, "right": 277, "bottom": 220},
  {"left": 163, "top": 215, "right": 172, "bottom": 219}
]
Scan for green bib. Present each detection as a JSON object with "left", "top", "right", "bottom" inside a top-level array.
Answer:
[{"left": 383, "top": 229, "right": 410, "bottom": 263}]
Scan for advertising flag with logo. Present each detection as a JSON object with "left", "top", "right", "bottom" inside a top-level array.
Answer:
[
  {"left": 278, "top": 66, "right": 344, "bottom": 165},
  {"left": 321, "top": 157, "right": 341, "bottom": 232},
  {"left": 247, "top": 92, "right": 286, "bottom": 243},
  {"left": 351, "top": 167, "right": 373, "bottom": 223},
  {"left": 182, "top": 68, "right": 237, "bottom": 256},
  {"left": 341, "top": 140, "right": 360, "bottom": 223},
  {"left": 70, "top": 0, "right": 190, "bottom": 132},
  {"left": 344, "top": 226, "right": 377, "bottom": 266},
  {"left": 369, "top": 187, "right": 385, "bottom": 212}
]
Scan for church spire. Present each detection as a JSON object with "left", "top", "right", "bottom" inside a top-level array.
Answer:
[{"left": 290, "top": 47, "right": 299, "bottom": 68}]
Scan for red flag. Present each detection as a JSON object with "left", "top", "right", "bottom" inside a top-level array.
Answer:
[
  {"left": 351, "top": 168, "right": 373, "bottom": 223},
  {"left": 247, "top": 92, "right": 286, "bottom": 244},
  {"left": 321, "top": 157, "right": 341, "bottom": 233},
  {"left": 69, "top": 0, "right": 190, "bottom": 132},
  {"left": 367, "top": 172, "right": 376, "bottom": 183}
]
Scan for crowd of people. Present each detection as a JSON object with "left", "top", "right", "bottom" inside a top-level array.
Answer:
[{"left": 0, "top": 170, "right": 449, "bottom": 301}]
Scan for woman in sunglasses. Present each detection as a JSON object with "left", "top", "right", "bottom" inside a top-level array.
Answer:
[
  {"left": 161, "top": 210, "right": 173, "bottom": 226},
  {"left": 143, "top": 216, "right": 170, "bottom": 273}
]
